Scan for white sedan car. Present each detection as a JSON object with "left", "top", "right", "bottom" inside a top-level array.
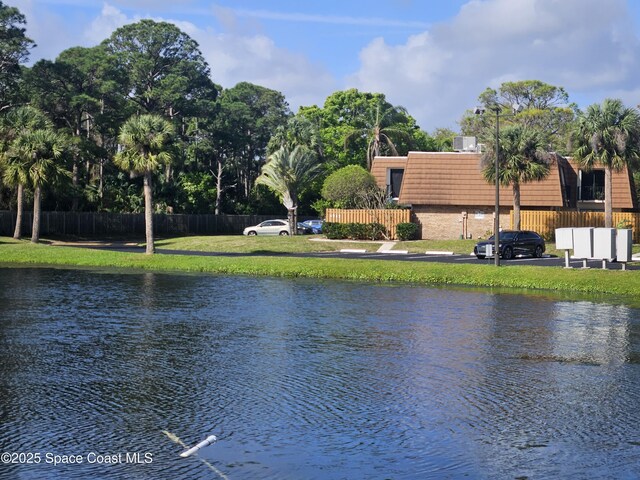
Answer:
[{"left": 243, "top": 219, "right": 291, "bottom": 236}]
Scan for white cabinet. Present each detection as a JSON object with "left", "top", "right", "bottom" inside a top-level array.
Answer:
[
  {"left": 593, "top": 228, "right": 616, "bottom": 261},
  {"left": 572, "top": 228, "right": 594, "bottom": 259}
]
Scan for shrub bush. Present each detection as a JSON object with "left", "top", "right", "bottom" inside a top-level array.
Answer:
[
  {"left": 396, "top": 222, "right": 419, "bottom": 240},
  {"left": 323, "top": 222, "right": 387, "bottom": 240},
  {"left": 321, "top": 165, "right": 379, "bottom": 208}
]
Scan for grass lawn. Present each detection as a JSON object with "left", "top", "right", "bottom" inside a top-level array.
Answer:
[
  {"left": 154, "top": 235, "right": 384, "bottom": 253},
  {"left": 1, "top": 237, "right": 640, "bottom": 302}
]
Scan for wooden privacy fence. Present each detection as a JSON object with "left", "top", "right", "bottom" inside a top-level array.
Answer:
[
  {"left": 514, "top": 210, "right": 640, "bottom": 243},
  {"left": 325, "top": 208, "right": 410, "bottom": 240},
  {"left": 0, "top": 211, "right": 286, "bottom": 237}
]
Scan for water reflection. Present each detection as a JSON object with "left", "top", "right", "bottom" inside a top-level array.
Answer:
[{"left": 0, "top": 268, "right": 639, "bottom": 479}]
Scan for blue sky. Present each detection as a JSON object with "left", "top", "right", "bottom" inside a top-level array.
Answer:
[{"left": 11, "top": 0, "right": 640, "bottom": 132}]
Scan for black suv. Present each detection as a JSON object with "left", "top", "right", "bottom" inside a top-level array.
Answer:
[{"left": 474, "top": 230, "right": 545, "bottom": 260}]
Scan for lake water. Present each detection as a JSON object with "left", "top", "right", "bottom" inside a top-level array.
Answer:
[{"left": 0, "top": 268, "right": 639, "bottom": 479}]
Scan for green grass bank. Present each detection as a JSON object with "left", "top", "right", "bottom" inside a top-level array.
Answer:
[{"left": 1, "top": 237, "right": 639, "bottom": 298}]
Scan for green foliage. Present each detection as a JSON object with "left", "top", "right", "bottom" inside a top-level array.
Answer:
[
  {"left": 299, "top": 89, "right": 427, "bottom": 172},
  {"left": 0, "top": 2, "right": 34, "bottom": 109},
  {"left": 573, "top": 98, "right": 640, "bottom": 227},
  {"left": 175, "top": 171, "right": 216, "bottom": 213},
  {"left": 311, "top": 198, "right": 331, "bottom": 217},
  {"left": 461, "top": 80, "right": 576, "bottom": 154},
  {"left": 396, "top": 222, "right": 419, "bottom": 241},
  {"left": 616, "top": 219, "right": 633, "bottom": 229},
  {"left": 256, "top": 145, "right": 322, "bottom": 210},
  {"left": 481, "top": 125, "right": 551, "bottom": 186},
  {"left": 213, "top": 82, "right": 291, "bottom": 207},
  {"left": 232, "top": 184, "right": 283, "bottom": 215},
  {"left": 573, "top": 99, "right": 640, "bottom": 171},
  {"left": 323, "top": 222, "right": 387, "bottom": 240},
  {"left": 102, "top": 19, "right": 217, "bottom": 117},
  {"left": 430, "top": 128, "right": 457, "bottom": 151},
  {"left": 114, "top": 114, "right": 175, "bottom": 175},
  {"left": 321, "top": 165, "right": 378, "bottom": 208}
]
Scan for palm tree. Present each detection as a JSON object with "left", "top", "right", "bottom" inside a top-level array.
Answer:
[
  {"left": 11, "top": 128, "right": 68, "bottom": 243},
  {"left": 345, "top": 102, "right": 412, "bottom": 170},
  {"left": 482, "top": 125, "right": 551, "bottom": 230},
  {"left": 114, "top": 114, "right": 175, "bottom": 254},
  {"left": 573, "top": 99, "right": 640, "bottom": 227},
  {"left": 256, "top": 146, "right": 322, "bottom": 234},
  {"left": 0, "top": 106, "right": 51, "bottom": 239}
]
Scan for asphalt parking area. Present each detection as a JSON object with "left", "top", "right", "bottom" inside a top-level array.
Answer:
[{"left": 60, "top": 242, "right": 639, "bottom": 270}]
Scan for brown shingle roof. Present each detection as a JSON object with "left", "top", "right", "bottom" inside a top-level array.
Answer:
[
  {"left": 372, "top": 152, "right": 637, "bottom": 209},
  {"left": 373, "top": 152, "right": 565, "bottom": 207}
]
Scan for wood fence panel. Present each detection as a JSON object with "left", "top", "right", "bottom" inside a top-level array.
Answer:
[
  {"left": 514, "top": 210, "right": 640, "bottom": 243},
  {"left": 325, "top": 208, "right": 410, "bottom": 239}
]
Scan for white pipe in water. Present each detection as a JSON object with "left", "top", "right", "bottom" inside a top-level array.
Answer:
[{"left": 179, "top": 435, "right": 218, "bottom": 458}]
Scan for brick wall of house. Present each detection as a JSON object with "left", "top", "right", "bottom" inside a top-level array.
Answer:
[{"left": 412, "top": 205, "right": 511, "bottom": 240}]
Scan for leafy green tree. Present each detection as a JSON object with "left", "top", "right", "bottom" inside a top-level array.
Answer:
[
  {"left": 216, "top": 82, "right": 290, "bottom": 206},
  {"left": 481, "top": 125, "right": 551, "bottom": 230},
  {"left": 26, "top": 45, "right": 128, "bottom": 211},
  {"left": 572, "top": 99, "right": 640, "bottom": 228},
  {"left": 0, "top": 106, "right": 52, "bottom": 238},
  {"left": 0, "top": 2, "right": 35, "bottom": 111},
  {"left": 103, "top": 19, "right": 218, "bottom": 200},
  {"left": 430, "top": 127, "right": 458, "bottom": 151},
  {"left": 299, "top": 89, "right": 424, "bottom": 172},
  {"left": 268, "top": 113, "right": 323, "bottom": 158},
  {"left": 345, "top": 101, "right": 413, "bottom": 170},
  {"left": 102, "top": 20, "right": 216, "bottom": 119},
  {"left": 175, "top": 171, "right": 216, "bottom": 213},
  {"left": 461, "top": 80, "right": 576, "bottom": 154},
  {"left": 114, "top": 114, "right": 175, "bottom": 254},
  {"left": 256, "top": 146, "right": 322, "bottom": 233},
  {"left": 10, "top": 128, "right": 68, "bottom": 242},
  {"left": 321, "top": 164, "right": 379, "bottom": 209}
]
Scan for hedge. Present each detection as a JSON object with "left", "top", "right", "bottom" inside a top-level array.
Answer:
[{"left": 323, "top": 222, "right": 387, "bottom": 240}]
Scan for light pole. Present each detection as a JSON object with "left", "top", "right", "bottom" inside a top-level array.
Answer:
[{"left": 474, "top": 104, "right": 522, "bottom": 266}]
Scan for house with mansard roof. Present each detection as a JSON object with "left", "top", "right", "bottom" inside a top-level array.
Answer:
[{"left": 370, "top": 151, "right": 637, "bottom": 240}]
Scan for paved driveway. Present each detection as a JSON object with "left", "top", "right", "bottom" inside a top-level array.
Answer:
[{"left": 65, "top": 241, "right": 638, "bottom": 270}]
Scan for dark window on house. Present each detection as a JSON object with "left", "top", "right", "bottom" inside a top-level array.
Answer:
[
  {"left": 389, "top": 169, "right": 404, "bottom": 198},
  {"left": 580, "top": 170, "right": 605, "bottom": 200}
]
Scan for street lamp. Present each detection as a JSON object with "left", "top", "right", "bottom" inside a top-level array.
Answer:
[{"left": 474, "top": 103, "right": 523, "bottom": 266}]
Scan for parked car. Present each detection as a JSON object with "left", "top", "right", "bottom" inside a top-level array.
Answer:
[
  {"left": 474, "top": 230, "right": 545, "bottom": 259},
  {"left": 243, "top": 219, "right": 291, "bottom": 236},
  {"left": 299, "top": 219, "right": 324, "bottom": 234},
  {"left": 296, "top": 222, "right": 313, "bottom": 234}
]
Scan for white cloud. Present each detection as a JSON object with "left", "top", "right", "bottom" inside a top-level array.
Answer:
[
  {"left": 85, "top": 3, "right": 200, "bottom": 44},
  {"left": 196, "top": 29, "right": 336, "bottom": 108},
  {"left": 348, "top": 0, "right": 640, "bottom": 131},
  {"left": 228, "top": 7, "right": 431, "bottom": 29},
  {"left": 12, "top": 0, "right": 80, "bottom": 62},
  {"left": 83, "top": 3, "right": 336, "bottom": 111},
  {"left": 84, "top": 3, "right": 129, "bottom": 44}
]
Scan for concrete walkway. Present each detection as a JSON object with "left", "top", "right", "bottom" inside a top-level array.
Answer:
[
  {"left": 309, "top": 237, "right": 393, "bottom": 251},
  {"left": 376, "top": 241, "right": 397, "bottom": 252}
]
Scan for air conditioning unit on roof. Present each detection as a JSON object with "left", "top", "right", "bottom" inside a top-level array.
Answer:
[{"left": 453, "top": 136, "right": 477, "bottom": 152}]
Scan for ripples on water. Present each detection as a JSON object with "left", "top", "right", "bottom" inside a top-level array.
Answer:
[{"left": 1, "top": 268, "right": 639, "bottom": 479}]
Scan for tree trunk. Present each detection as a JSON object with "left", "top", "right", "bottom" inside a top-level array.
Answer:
[
  {"left": 72, "top": 161, "right": 79, "bottom": 211},
  {"left": 604, "top": 165, "right": 613, "bottom": 228},
  {"left": 215, "top": 158, "right": 223, "bottom": 215},
  {"left": 31, "top": 186, "right": 42, "bottom": 244},
  {"left": 512, "top": 182, "right": 521, "bottom": 230},
  {"left": 99, "top": 159, "right": 104, "bottom": 202},
  {"left": 143, "top": 171, "right": 155, "bottom": 254},
  {"left": 13, "top": 183, "right": 24, "bottom": 239},
  {"left": 288, "top": 208, "right": 295, "bottom": 235}
]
